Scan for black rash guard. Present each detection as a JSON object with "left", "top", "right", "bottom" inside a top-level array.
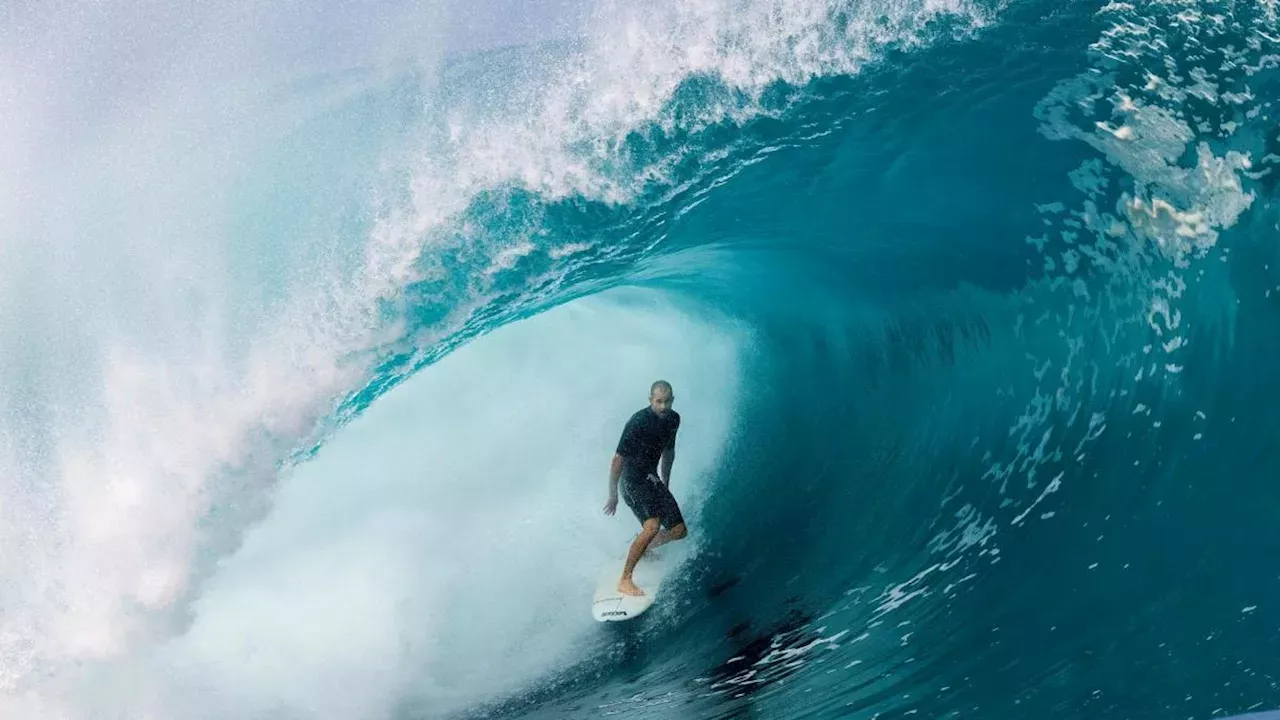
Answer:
[{"left": 615, "top": 406, "right": 680, "bottom": 481}]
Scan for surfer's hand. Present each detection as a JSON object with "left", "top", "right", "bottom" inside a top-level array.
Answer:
[{"left": 604, "top": 494, "right": 618, "bottom": 515}]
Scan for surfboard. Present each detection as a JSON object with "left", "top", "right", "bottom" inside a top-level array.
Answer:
[{"left": 591, "top": 553, "right": 669, "bottom": 622}]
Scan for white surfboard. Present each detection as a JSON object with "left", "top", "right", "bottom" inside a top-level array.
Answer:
[{"left": 591, "top": 553, "right": 670, "bottom": 622}]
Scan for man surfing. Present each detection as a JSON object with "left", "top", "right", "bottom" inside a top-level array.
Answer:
[{"left": 603, "top": 380, "right": 688, "bottom": 596}]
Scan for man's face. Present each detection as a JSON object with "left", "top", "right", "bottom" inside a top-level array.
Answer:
[{"left": 649, "top": 388, "right": 674, "bottom": 416}]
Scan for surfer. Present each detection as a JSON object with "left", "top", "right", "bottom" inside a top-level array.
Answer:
[{"left": 603, "top": 380, "right": 688, "bottom": 596}]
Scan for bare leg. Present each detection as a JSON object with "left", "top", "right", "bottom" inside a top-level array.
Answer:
[
  {"left": 619, "top": 518, "right": 660, "bottom": 596},
  {"left": 632, "top": 522, "right": 687, "bottom": 558},
  {"left": 647, "top": 522, "right": 687, "bottom": 552}
]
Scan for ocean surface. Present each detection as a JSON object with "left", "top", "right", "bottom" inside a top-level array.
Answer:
[{"left": 3, "top": 0, "right": 1280, "bottom": 718}]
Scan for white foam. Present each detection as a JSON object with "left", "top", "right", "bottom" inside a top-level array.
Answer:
[
  {"left": 436, "top": 0, "right": 995, "bottom": 204},
  {"left": 42, "top": 291, "right": 741, "bottom": 719}
]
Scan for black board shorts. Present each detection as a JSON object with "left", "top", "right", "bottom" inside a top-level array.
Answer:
[{"left": 622, "top": 473, "right": 685, "bottom": 529}]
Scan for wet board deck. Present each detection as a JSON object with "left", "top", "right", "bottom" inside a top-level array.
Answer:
[{"left": 591, "top": 553, "right": 669, "bottom": 622}]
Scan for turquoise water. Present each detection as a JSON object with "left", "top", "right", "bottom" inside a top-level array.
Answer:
[{"left": 3, "top": 0, "right": 1280, "bottom": 718}]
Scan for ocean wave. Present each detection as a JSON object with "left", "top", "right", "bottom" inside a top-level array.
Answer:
[{"left": 3, "top": 0, "right": 1280, "bottom": 718}]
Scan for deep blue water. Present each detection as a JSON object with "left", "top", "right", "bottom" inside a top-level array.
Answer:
[{"left": 6, "top": 0, "right": 1280, "bottom": 718}]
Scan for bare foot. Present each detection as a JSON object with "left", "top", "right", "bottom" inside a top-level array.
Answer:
[{"left": 618, "top": 577, "right": 646, "bottom": 597}]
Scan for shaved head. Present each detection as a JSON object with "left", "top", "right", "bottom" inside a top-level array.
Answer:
[{"left": 648, "top": 380, "right": 674, "bottom": 416}]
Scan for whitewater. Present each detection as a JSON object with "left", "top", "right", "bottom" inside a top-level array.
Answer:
[{"left": 3, "top": 0, "right": 1280, "bottom": 718}]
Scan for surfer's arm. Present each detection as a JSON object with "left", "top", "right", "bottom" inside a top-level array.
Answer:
[
  {"left": 659, "top": 420, "right": 678, "bottom": 485},
  {"left": 609, "top": 417, "right": 637, "bottom": 506},
  {"left": 608, "top": 453, "right": 624, "bottom": 497},
  {"left": 604, "top": 453, "right": 624, "bottom": 514}
]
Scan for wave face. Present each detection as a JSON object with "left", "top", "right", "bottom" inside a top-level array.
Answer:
[{"left": 4, "top": 0, "right": 1280, "bottom": 718}]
